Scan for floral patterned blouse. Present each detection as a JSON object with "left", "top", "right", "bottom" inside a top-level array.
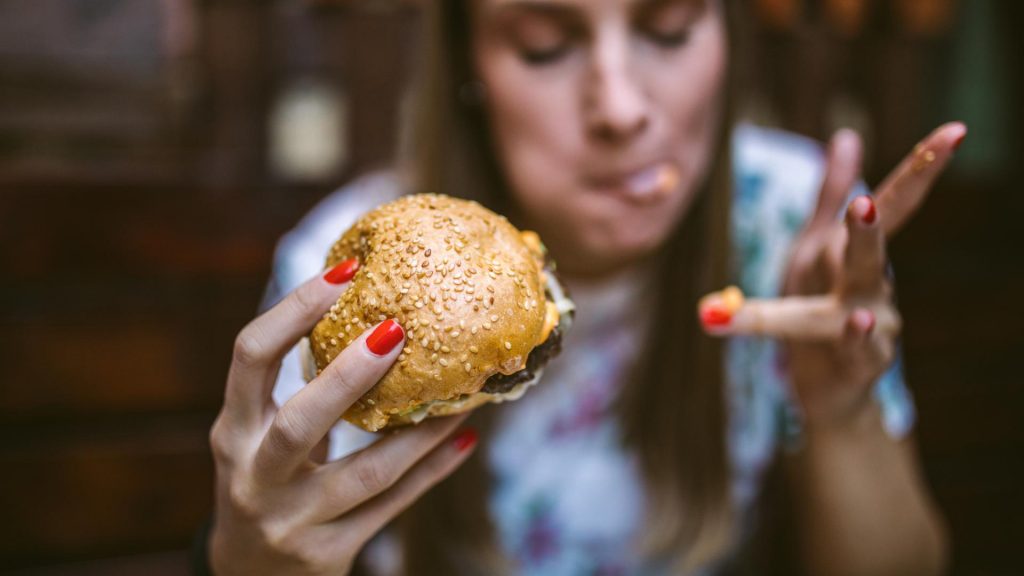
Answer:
[{"left": 266, "top": 124, "right": 914, "bottom": 575}]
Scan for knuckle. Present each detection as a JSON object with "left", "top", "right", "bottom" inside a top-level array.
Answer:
[
  {"left": 261, "top": 520, "right": 297, "bottom": 556},
  {"left": 268, "top": 409, "right": 312, "bottom": 455},
  {"left": 227, "top": 481, "right": 261, "bottom": 520},
  {"left": 352, "top": 454, "right": 394, "bottom": 496},
  {"left": 264, "top": 525, "right": 332, "bottom": 572},
  {"left": 209, "top": 418, "right": 235, "bottom": 464},
  {"left": 292, "top": 540, "right": 334, "bottom": 572},
  {"left": 233, "top": 328, "right": 265, "bottom": 368}
]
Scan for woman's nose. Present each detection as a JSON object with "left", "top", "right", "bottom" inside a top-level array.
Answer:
[{"left": 584, "top": 47, "right": 650, "bottom": 143}]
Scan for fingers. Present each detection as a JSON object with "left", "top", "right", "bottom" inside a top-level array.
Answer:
[
  {"left": 808, "top": 129, "right": 864, "bottom": 233},
  {"left": 875, "top": 122, "right": 967, "bottom": 238},
  {"left": 699, "top": 289, "right": 901, "bottom": 341},
  {"left": 252, "top": 319, "right": 406, "bottom": 482},
  {"left": 326, "top": 426, "right": 479, "bottom": 549},
  {"left": 702, "top": 293, "right": 842, "bottom": 340},
  {"left": 840, "top": 308, "right": 896, "bottom": 385},
  {"left": 226, "top": 258, "right": 360, "bottom": 427},
  {"left": 308, "top": 413, "right": 470, "bottom": 522},
  {"left": 841, "top": 195, "right": 886, "bottom": 296}
]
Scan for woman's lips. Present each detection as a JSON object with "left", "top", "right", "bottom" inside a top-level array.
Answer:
[{"left": 587, "top": 162, "right": 681, "bottom": 205}]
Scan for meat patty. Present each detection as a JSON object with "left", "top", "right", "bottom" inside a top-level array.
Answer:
[{"left": 481, "top": 325, "right": 563, "bottom": 394}]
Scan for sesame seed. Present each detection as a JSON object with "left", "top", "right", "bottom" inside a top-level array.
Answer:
[
  {"left": 483, "top": 322, "right": 492, "bottom": 330},
  {"left": 470, "top": 346, "right": 479, "bottom": 353},
  {"left": 464, "top": 363, "right": 472, "bottom": 373},
  {"left": 441, "top": 345, "right": 451, "bottom": 353},
  {"left": 471, "top": 326, "right": 479, "bottom": 334},
  {"left": 330, "top": 338, "right": 338, "bottom": 346},
  {"left": 490, "top": 314, "right": 499, "bottom": 322},
  {"left": 504, "top": 341, "right": 512, "bottom": 350},
  {"left": 439, "top": 358, "right": 449, "bottom": 367},
  {"left": 431, "top": 353, "right": 438, "bottom": 362}
]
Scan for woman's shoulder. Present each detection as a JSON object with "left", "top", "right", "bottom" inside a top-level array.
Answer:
[{"left": 265, "top": 171, "right": 405, "bottom": 305}]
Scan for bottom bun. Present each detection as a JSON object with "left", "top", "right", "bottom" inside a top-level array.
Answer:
[{"left": 385, "top": 367, "right": 544, "bottom": 427}]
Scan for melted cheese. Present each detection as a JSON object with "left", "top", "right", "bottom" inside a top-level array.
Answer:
[{"left": 541, "top": 300, "right": 559, "bottom": 342}]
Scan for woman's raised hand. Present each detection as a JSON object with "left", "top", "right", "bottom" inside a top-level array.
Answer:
[
  {"left": 699, "top": 122, "right": 966, "bottom": 427},
  {"left": 208, "top": 259, "right": 478, "bottom": 575}
]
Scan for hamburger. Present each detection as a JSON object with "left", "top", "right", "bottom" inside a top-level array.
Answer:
[{"left": 303, "top": 194, "right": 574, "bottom": 432}]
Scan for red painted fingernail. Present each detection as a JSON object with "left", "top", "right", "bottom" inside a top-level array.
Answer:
[
  {"left": 856, "top": 196, "right": 877, "bottom": 225},
  {"left": 700, "top": 304, "right": 733, "bottom": 328},
  {"left": 452, "top": 428, "right": 478, "bottom": 452},
  {"left": 952, "top": 132, "right": 967, "bottom": 152},
  {"left": 854, "top": 309, "right": 876, "bottom": 335},
  {"left": 324, "top": 258, "right": 359, "bottom": 285},
  {"left": 366, "top": 319, "right": 404, "bottom": 356}
]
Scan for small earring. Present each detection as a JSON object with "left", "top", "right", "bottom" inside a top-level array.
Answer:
[{"left": 459, "top": 80, "right": 488, "bottom": 107}]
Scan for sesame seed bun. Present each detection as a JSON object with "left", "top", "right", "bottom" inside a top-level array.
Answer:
[{"left": 307, "top": 194, "right": 570, "bottom": 432}]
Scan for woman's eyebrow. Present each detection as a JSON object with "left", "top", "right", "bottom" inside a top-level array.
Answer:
[
  {"left": 486, "top": 0, "right": 582, "bottom": 20},
  {"left": 634, "top": 0, "right": 706, "bottom": 12}
]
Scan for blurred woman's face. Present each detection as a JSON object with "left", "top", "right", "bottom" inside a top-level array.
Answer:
[{"left": 471, "top": 0, "right": 727, "bottom": 277}]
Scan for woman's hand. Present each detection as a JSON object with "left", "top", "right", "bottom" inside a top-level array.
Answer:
[
  {"left": 699, "top": 122, "right": 966, "bottom": 429},
  {"left": 208, "top": 260, "right": 478, "bottom": 575}
]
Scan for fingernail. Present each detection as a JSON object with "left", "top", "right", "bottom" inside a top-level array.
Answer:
[
  {"left": 452, "top": 428, "right": 478, "bottom": 452},
  {"left": 324, "top": 258, "right": 359, "bottom": 285},
  {"left": 700, "top": 304, "right": 733, "bottom": 329},
  {"left": 366, "top": 319, "right": 404, "bottom": 356},
  {"left": 855, "top": 196, "right": 877, "bottom": 225},
  {"left": 952, "top": 131, "right": 967, "bottom": 152},
  {"left": 853, "top": 309, "right": 876, "bottom": 336}
]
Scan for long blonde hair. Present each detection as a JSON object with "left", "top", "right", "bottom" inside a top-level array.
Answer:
[{"left": 385, "top": 1, "right": 738, "bottom": 573}]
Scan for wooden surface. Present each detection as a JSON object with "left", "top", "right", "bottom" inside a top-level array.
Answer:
[{"left": 0, "top": 1, "right": 1020, "bottom": 574}]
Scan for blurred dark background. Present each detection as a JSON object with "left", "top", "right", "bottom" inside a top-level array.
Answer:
[{"left": 0, "top": 0, "right": 1021, "bottom": 574}]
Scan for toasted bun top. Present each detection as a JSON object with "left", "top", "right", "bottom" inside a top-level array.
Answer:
[{"left": 309, "top": 194, "right": 548, "bottom": 431}]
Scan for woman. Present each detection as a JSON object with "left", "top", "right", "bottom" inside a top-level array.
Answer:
[{"left": 205, "top": 0, "right": 957, "bottom": 573}]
